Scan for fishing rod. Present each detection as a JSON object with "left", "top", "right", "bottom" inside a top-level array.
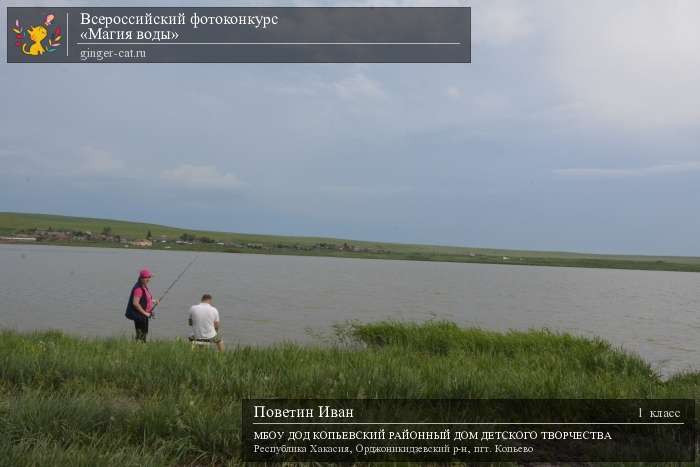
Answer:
[{"left": 150, "top": 255, "right": 197, "bottom": 319}]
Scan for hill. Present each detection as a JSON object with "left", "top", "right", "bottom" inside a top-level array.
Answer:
[{"left": 2, "top": 211, "right": 700, "bottom": 272}]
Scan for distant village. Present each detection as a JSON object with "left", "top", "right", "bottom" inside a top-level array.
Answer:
[{"left": 0, "top": 227, "right": 393, "bottom": 255}]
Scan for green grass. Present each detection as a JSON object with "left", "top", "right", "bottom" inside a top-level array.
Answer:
[
  {"left": 4, "top": 211, "right": 700, "bottom": 272},
  {"left": 0, "top": 321, "right": 696, "bottom": 466}
]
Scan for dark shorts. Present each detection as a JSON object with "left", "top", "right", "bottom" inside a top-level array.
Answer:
[{"left": 189, "top": 333, "right": 222, "bottom": 344}]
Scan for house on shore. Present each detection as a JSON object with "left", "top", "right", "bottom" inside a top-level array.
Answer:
[
  {"left": 0, "top": 236, "right": 37, "bottom": 243},
  {"left": 129, "top": 239, "right": 153, "bottom": 248}
]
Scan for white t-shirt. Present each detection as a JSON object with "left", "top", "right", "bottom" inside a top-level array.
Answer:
[{"left": 189, "top": 302, "right": 220, "bottom": 339}]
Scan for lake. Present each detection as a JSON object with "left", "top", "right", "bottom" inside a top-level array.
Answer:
[{"left": 1, "top": 244, "right": 697, "bottom": 377}]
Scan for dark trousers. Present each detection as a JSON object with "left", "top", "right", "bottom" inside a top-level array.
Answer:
[{"left": 134, "top": 318, "right": 149, "bottom": 341}]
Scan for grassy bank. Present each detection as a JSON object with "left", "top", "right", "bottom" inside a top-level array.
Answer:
[
  {"left": 4, "top": 212, "right": 700, "bottom": 272},
  {"left": 0, "top": 321, "right": 697, "bottom": 466}
]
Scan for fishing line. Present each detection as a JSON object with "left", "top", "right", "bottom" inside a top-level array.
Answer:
[{"left": 151, "top": 255, "right": 198, "bottom": 319}]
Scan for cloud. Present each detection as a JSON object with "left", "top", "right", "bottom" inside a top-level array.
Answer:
[
  {"left": 77, "top": 147, "right": 124, "bottom": 175},
  {"left": 0, "top": 146, "right": 124, "bottom": 178},
  {"left": 269, "top": 70, "right": 385, "bottom": 102},
  {"left": 554, "top": 162, "right": 700, "bottom": 179},
  {"left": 160, "top": 164, "right": 244, "bottom": 191},
  {"left": 338, "top": 0, "right": 533, "bottom": 46},
  {"left": 333, "top": 73, "right": 386, "bottom": 100},
  {"left": 547, "top": 0, "right": 700, "bottom": 129},
  {"left": 319, "top": 184, "right": 412, "bottom": 197},
  {"left": 0, "top": 148, "right": 16, "bottom": 160},
  {"left": 272, "top": 82, "right": 321, "bottom": 97},
  {"left": 446, "top": 85, "right": 463, "bottom": 99},
  {"left": 472, "top": 0, "right": 533, "bottom": 46}
]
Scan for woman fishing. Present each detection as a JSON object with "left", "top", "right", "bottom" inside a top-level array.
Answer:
[
  {"left": 124, "top": 269, "right": 158, "bottom": 341},
  {"left": 123, "top": 258, "right": 197, "bottom": 342}
]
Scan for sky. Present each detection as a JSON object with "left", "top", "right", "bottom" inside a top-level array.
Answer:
[{"left": 1, "top": 0, "right": 699, "bottom": 255}]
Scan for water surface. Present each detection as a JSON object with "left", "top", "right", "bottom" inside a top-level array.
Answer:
[{"left": 1, "top": 244, "right": 697, "bottom": 377}]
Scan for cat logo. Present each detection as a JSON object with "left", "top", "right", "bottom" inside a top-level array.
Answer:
[{"left": 12, "top": 14, "right": 62, "bottom": 57}]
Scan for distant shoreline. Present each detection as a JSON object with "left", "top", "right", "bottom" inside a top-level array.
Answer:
[
  {"left": 4, "top": 239, "right": 700, "bottom": 274},
  {"left": 2, "top": 211, "right": 700, "bottom": 273}
]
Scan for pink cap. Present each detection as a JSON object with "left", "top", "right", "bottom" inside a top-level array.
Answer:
[{"left": 139, "top": 268, "right": 153, "bottom": 279}]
